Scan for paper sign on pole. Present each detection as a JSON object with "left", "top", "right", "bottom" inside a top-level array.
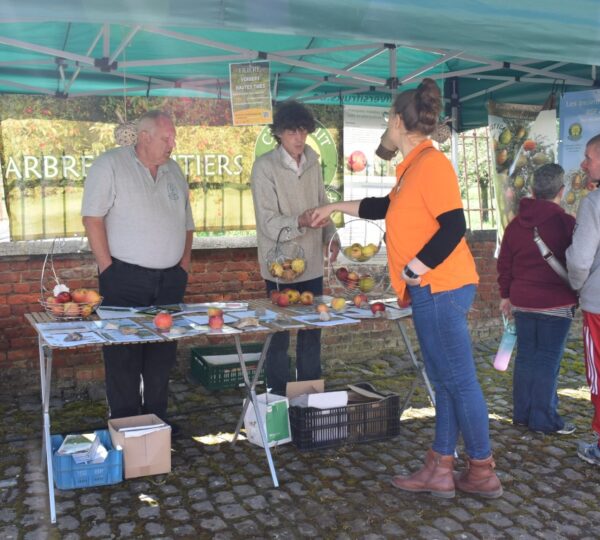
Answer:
[{"left": 229, "top": 61, "right": 272, "bottom": 126}]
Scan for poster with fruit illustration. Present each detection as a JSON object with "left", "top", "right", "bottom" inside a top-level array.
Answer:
[
  {"left": 558, "top": 89, "right": 600, "bottom": 215},
  {"left": 488, "top": 101, "right": 557, "bottom": 242}
]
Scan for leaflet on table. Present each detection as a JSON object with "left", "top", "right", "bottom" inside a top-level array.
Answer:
[
  {"left": 92, "top": 319, "right": 164, "bottom": 343},
  {"left": 344, "top": 306, "right": 412, "bottom": 320},
  {"left": 291, "top": 313, "right": 360, "bottom": 327},
  {"left": 181, "top": 301, "right": 249, "bottom": 312},
  {"left": 41, "top": 330, "right": 107, "bottom": 347}
]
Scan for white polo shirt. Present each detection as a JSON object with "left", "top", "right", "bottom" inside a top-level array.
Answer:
[{"left": 81, "top": 146, "right": 195, "bottom": 269}]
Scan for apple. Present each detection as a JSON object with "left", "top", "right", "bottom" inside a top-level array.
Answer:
[
  {"left": 335, "top": 267, "right": 349, "bottom": 283},
  {"left": 353, "top": 293, "right": 369, "bottom": 308},
  {"left": 316, "top": 303, "right": 329, "bottom": 313},
  {"left": 83, "top": 289, "right": 101, "bottom": 305},
  {"left": 55, "top": 291, "right": 72, "bottom": 303},
  {"left": 347, "top": 150, "right": 367, "bottom": 173},
  {"left": 331, "top": 297, "right": 347, "bottom": 311},
  {"left": 286, "top": 289, "right": 301, "bottom": 304},
  {"left": 358, "top": 275, "right": 375, "bottom": 293},
  {"left": 46, "top": 296, "right": 64, "bottom": 316},
  {"left": 269, "top": 262, "right": 284, "bottom": 277},
  {"left": 277, "top": 293, "right": 290, "bottom": 307},
  {"left": 300, "top": 291, "right": 314, "bottom": 305},
  {"left": 80, "top": 304, "right": 93, "bottom": 318},
  {"left": 350, "top": 244, "right": 363, "bottom": 259},
  {"left": 282, "top": 269, "right": 296, "bottom": 281},
  {"left": 63, "top": 302, "right": 80, "bottom": 317},
  {"left": 208, "top": 314, "right": 224, "bottom": 329},
  {"left": 71, "top": 288, "right": 88, "bottom": 303},
  {"left": 291, "top": 258, "right": 306, "bottom": 274},
  {"left": 361, "top": 244, "right": 377, "bottom": 259},
  {"left": 154, "top": 311, "right": 173, "bottom": 330},
  {"left": 207, "top": 307, "right": 223, "bottom": 318},
  {"left": 370, "top": 302, "right": 386, "bottom": 317},
  {"left": 270, "top": 290, "right": 282, "bottom": 304}
]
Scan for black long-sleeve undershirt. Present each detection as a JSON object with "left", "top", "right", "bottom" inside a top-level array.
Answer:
[{"left": 358, "top": 196, "right": 466, "bottom": 269}]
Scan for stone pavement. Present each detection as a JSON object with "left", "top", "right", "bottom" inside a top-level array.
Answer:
[{"left": 1, "top": 334, "right": 599, "bottom": 539}]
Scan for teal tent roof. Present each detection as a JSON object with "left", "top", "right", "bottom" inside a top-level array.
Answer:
[{"left": 1, "top": 1, "right": 598, "bottom": 129}]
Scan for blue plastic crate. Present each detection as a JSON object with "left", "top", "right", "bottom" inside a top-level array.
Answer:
[{"left": 51, "top": 429, "right": 123, "bottom": 490}]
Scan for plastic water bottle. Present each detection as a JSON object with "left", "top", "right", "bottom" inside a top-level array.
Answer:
[{"left": 493, "top": 315, "right": 517, "bottom": 371}]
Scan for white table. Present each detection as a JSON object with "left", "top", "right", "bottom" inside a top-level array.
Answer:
[{"left": 26, "top": 301, "right": 433, "bottom": 524}]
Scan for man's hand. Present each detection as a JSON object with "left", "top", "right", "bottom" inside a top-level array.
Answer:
[{"left": 298, "top": 208, "right": 329, "bottom": 229}]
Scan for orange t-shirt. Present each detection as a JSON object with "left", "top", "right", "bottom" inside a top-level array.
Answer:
[{"left": 385, "top": 140, "right": 479, "bottom": 301}]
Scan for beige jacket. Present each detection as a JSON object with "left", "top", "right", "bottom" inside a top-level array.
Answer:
[{"left": 250, "top": 145, "right": 336, "bottom": 283}]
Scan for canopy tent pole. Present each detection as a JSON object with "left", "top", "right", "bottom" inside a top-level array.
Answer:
[{"left": 450, "top": 78, "right": 459, "bottom": 172}]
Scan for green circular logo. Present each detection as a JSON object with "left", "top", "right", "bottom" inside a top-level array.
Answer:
[
  {"left": 254, "top": 121, "right": 338, "bottom": 186},
  {"left": 568, "top": 122, "right": 583, "bottom": 141}
]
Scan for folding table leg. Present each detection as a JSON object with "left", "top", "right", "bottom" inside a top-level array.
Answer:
[
  {"left": 231, "top": 334, "right": 279, "bottom": 487},
  {"left": 396, "top": 319, "right": 436, "bottom": 406},
  {"left": 39, "top": 342, "right": 56, "bottom": 523}
]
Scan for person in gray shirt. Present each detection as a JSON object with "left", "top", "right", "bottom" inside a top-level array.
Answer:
[
  {"left": 82, "top": 110, "right": 194, "bottom": 428},
  {"left": 251, "top": 101, "right": 338, "bottom": 394},
  {"left": 566, "top": 133, "right": 600, "bottom": 465}
]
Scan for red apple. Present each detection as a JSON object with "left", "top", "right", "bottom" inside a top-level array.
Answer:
[
  {"left": 370, "top": 302, "right": 386, "bottom": 316},
  {"left": 207, "top": 307, "right": 223, "bottom": 318},
  {"left": 153, "top": 311, "right": 173, "bottom": 330},
  {"left": 277, "top": 294, "right": 290, "bottom": 307},
  {"left": 208, "top": 315, "right": 224, "bottom": 329},
  {"left": 353, "top": 293, "right": 369, "bottom": 308},
  {"left": 55, "top": 291, "right": 72, "bottom": 303},
  {"left": 335, "top": 267, "right": 349, "bottom": 283},
  {"left": 347, "top": 150, "right": 367, "bottom": 173},
  {"left": 46, "top": 296, "right": 64, "bottom": 316},
  {"left": 270, "top": 290, "right": 282, "bottom": 305}
]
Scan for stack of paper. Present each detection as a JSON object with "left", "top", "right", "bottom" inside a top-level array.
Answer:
[{"left": 56, "top": 432, "right": 106, "bottom": 464}]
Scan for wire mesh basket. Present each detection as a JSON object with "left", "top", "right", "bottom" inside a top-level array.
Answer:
[
  {"left": 328, "top": 219, "right": 390, "bottom": 298},
  {"left": 265, "top": 227, "right": 307, "bottom": 286},
  {"left": 39, "top": 239, "right": 103, "bottom": 320}
]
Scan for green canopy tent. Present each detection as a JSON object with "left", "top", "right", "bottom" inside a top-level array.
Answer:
[{"left": 0, "top": 0, "right": 599, "bottom": 129}]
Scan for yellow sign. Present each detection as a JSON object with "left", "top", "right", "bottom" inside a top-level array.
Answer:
[{"left": 229, "top": 61, "right": 273, "bottom": 126}]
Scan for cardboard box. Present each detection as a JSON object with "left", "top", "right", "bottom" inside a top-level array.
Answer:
[
  {"left": 287, "top": 380, "right": 348, "bottom": 409},
  {"left": 244, "top": 393, "right": 292, "bottom": 448},
  {"left": 108, "top": 414, "right": 171, "bottom": 479}
]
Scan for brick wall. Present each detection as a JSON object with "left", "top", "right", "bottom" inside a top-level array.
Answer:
[{"left": 0, "top": 231, "right": 501, "bottom": 386}]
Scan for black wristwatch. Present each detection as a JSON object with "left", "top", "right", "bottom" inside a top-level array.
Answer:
[{"left": 404, "top": 265, "right": 420, "bottom": 279}]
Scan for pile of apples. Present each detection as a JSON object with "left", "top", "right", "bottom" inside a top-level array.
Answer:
[
  {"left": 342, "top": 242, "right": 379, "bottom": 262},
  {"left": 271, "top": 288, "right": 314, "bottom": 307},
  {"left": 335, "top": 267, "right": 376, "bottom": 293},
  {"left": 268, "top": 257, "right": 306, "bottom": 281},
  {"left": 44, "top": 284, "right": 101, "bottom": 319}
]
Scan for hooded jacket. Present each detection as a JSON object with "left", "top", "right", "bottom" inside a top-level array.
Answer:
[
  {"left": 497, "top": 197, "right": 577, "bottom": 309},
  {"left": 567, "top": 188, "right": 600, "bottom": 313}
]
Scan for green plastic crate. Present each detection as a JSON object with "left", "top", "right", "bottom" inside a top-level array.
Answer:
[{"left": 190, "top": 343, "right": 265, "bottom": 390}]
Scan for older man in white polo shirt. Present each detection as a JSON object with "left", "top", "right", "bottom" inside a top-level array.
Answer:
[{"left": 82, "top": 110, "right": 194, "bottom": 427}]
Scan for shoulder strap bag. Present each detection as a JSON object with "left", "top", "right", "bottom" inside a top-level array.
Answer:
[{"left": 532, "top": 226, "right": 570, "bottom": 285}]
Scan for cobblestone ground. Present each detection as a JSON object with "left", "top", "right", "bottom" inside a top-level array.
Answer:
[{"left": 1, "top": 334, "right": 599, "bottom": 539}]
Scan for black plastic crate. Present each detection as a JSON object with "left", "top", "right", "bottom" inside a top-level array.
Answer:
[
  {"left": 289, "top": 393, "right": 401, "bottom": 450},
  {"left": 190, "top": 343, "right": 265, "bottom": 390}
]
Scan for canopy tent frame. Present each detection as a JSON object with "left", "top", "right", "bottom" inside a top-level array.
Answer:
[{"left": 0, "top": 13, "right": 598, "bottom": 130}]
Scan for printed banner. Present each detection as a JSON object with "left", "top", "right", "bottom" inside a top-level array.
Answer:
[
  {"left": 488, "top": 101, "right": 557, "bottom": 243},
  {"left": 229, "top": 61, "right": 273, "bottom": 126},
  {"left": 0, "top": 96, "right": 342, "bottom": 241},
  {"left": 558, "top": 89, "right": 600, "bottom": 214}
]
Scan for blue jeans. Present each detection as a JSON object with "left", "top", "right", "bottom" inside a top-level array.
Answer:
[
  {"left": 264, "top": 277, "right": 323, "bottom": 394},
  {"left": 513, "top": 311, "right": 572, "bottom": 432},
  {"left": 408, "top": 284, "right": 491, "bottom": 459}
]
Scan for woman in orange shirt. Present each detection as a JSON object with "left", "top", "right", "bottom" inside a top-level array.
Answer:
[{"left": 311, "top": 79, "right": 501, "bottom": 499}]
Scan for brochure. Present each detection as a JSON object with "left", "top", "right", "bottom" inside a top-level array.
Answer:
[
  {"left": 41, "top": 331, "right": 106, "bottom": 348},
  {"left": 291, "top": 313, "right": 360, "bottom": 328}
]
